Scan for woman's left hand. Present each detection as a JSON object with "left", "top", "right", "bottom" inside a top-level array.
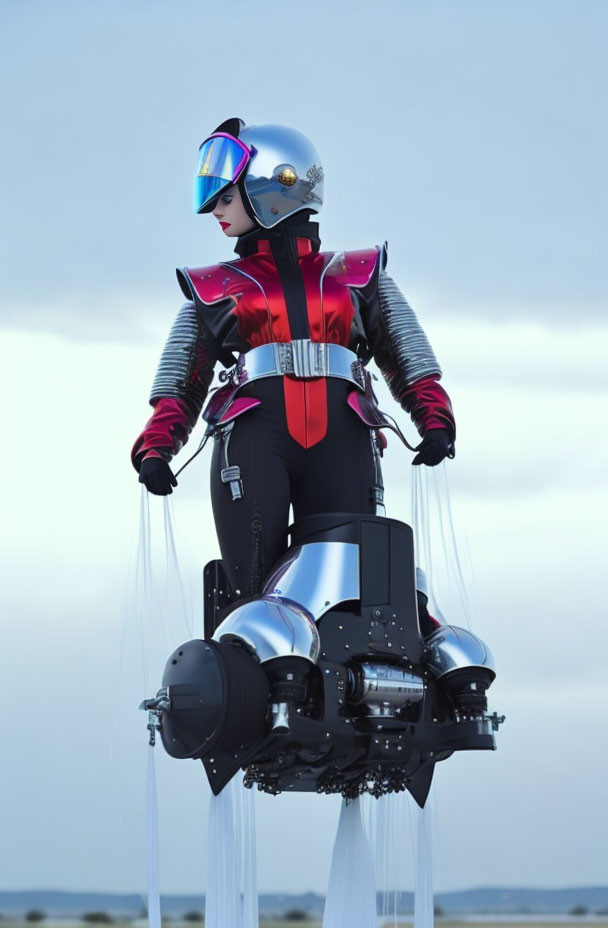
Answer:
[
  {"left": 138, "top": 456, "right": 178, "bottom": 494},
  {"left": 411, "top": 428, "right": 455, "bottom": 466}
]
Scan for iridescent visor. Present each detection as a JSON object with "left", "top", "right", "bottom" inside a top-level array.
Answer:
[{"left": 193, "top": 133, "right": 251, "bottom": 213}]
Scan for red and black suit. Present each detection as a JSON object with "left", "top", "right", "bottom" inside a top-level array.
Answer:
[{"left": 132, "top": 214, "right": 455, "bottom": 598}]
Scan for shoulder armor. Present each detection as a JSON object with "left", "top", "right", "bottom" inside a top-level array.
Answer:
[
  {"left": 322, "top": 243, "right": 387, "bottom": 289},
  {"left": 176, "top": 262, "right": 244, "bottom": 306}
]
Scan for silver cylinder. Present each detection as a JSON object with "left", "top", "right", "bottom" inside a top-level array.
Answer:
[
  {"left": 348, "top": 662, "right": 425, "bottom": 714},
  {"left": 270, "top": 702, "right": 290, "bottom": 733}
]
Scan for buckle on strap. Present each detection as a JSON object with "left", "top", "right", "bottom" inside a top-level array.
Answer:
[
  {"left": 350, "top": 358, "right": 366, "bottom": 391},
  {"left": 273, "top": 340, "right": 329, "bottom": 378}
]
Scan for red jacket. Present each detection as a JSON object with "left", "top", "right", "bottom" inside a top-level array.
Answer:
[{"left": 132, "top": 221, "right": 454, "bottom": 468}]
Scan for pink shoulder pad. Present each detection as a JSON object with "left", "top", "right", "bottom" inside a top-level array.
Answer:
[
  {"left": 176, "top": 262, "right": 243, "bottom": 305},
  {"left": 323, "top": 245, "right": 385, "bottom": 288}
]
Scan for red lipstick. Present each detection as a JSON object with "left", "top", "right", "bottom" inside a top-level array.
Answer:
[{"left": 220, "top": 221, "right": 231, "bottom": 231}]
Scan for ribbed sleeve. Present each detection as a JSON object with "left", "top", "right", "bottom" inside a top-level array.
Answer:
[
  {"left": 376, "top": 271, "right": 442, "bottom": 389},
  {"left": 149, "top": 301, "right": 214, "bottom": 420},
  {"left": 358, "top": 269, "right": 455, "bottom": 440},
  {"left": 131, "top": 302, "right": 216, "bottom": 469}
]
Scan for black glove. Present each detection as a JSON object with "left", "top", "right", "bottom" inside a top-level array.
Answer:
[
  {"left": 411, "top": 428, "right": 455, "bottom": 466},
  {"left": 138, "top": 457, "right": 178, "bottom": 495}
]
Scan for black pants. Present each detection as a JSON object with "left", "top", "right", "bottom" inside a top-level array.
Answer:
[{"left": 210, "top": 377, "right": 382, "bottom": 597}]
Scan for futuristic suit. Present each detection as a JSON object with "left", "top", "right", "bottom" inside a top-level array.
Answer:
[{"left": 132, "top": 121, "right": 455, "bottom": 600}]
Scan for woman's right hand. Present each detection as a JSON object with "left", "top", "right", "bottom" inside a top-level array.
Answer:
[{"left": 138, "top": 457, "right": 178, "bottom": 495}]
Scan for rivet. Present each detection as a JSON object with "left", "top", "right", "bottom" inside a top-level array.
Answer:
[{"left": 277, "top": 167, "right": 297, "bottom": 186}]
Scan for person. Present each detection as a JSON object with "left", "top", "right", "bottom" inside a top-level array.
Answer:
[{"left": 132, "top": 118, "right": 455, "bottom": 603}]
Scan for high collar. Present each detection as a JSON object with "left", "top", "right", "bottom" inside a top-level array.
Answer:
[{"left": 234, "top": 213, "right": 321, "bottom": 259}]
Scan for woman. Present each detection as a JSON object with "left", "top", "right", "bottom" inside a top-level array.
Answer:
[{"left": 132, "top": 118, "right": 455, "bottom": 603}]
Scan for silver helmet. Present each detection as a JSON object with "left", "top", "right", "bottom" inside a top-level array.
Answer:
[{"left": 194, "top": 118, "right": 324, "bottom": 229}]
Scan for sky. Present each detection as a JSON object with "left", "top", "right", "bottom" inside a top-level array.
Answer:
[{"left": 1, "top": 0, "right": 607, "bottom": 901}]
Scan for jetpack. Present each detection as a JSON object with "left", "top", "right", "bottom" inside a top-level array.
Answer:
[{"left": 141, "top": 512, "right": 504, "bottom": 807}]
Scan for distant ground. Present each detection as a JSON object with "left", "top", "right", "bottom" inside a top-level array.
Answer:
[{"left": 4, "top": 888, "right": 608, "bottom": 920}]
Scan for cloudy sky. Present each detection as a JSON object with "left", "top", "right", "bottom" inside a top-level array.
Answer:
[{"left": 1, "top": 0, "right": 607, "bottom": 900}]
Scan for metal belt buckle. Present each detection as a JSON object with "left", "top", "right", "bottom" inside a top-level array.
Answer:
[
  {"left": 281, "top": 340, "right": 329, "bottom": 378},
  {"left": 293, "top": 340, "right": 314, "bottom": 378}
]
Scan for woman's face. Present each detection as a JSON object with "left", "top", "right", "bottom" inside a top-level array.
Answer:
[{"left": 212, "top": 184, "right": 257, "bottom": 237}]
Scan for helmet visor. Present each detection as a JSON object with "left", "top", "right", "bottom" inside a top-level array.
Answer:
[{"left": 193, "top": 133, "right": 251, "bottom": 213}]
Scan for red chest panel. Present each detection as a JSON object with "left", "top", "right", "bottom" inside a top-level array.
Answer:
[
  {"left": 228, "top": 252, "right": 292, "bottom": 345},
  {"left": 184, "top": 244, "right": 379, "bottom": 348}
]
